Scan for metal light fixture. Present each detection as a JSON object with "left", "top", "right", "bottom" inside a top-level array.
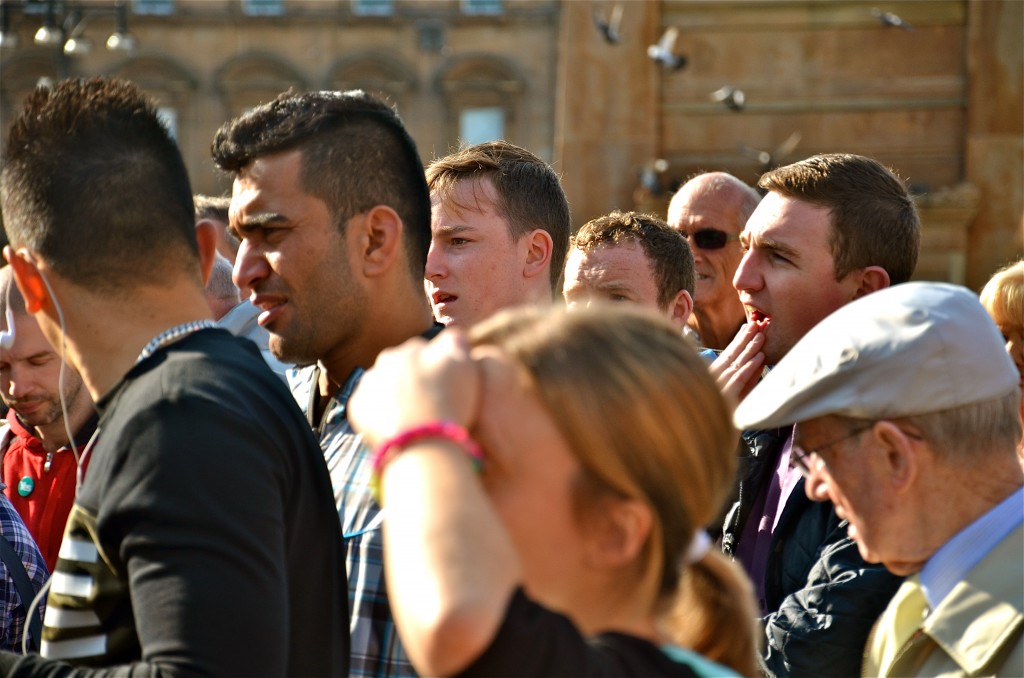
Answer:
[
  {"left": 0, "top": 3, "right": 18, "bottom": 50},
  {"left": 106, "top": 1, "right": 136, "bottom": 53},
  {"left": 34, "top": 2, "right": 63, "bottom": 47},
  {"left": 64, "top": 35, "right": 92, "bottom": 56},
  {"left": 63, "top": 9, "right": 93, "bottom": 56}
]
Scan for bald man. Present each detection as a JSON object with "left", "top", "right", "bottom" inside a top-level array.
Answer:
[{"left": 667, "top": 172, "right": 760, "bottom": 349}]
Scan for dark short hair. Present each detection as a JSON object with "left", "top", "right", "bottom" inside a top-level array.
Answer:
[
  {"left": 1, "top": 78, "right": 199, "bottom": 291},
  {"left": 426, "top": 141, "right": 571, "bottom": 292},
  {"left": 572, "top": 210, "right": 695, "bottom": 308},
  {"left": 211, "top": 90, "right": 431, "bottom": 278},
  {"left": 194, "top": 194, "right": 231, "bottom": 223},
  {"left": 759, "top": 154, "right": 920, "bottom": 284}
]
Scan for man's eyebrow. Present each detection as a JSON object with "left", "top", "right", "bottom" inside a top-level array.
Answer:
[
  {"left": 592, "top": 280, "right": 632, "bottom": 293},
  {"left": 753, "top": 235, "right": 800, "bottom": 259},
  {"left": 433, "top": 224, "right": 475, "bottom": 237},
  {"left": 231, "top": 212, "right": 287, "bottom": 236}
]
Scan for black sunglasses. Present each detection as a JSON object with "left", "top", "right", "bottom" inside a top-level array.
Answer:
[{"left": 680, "top": 228, "right": 740, "bottom": 251}]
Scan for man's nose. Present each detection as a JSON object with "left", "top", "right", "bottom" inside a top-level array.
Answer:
[
  {"left": 803, "top": 461, "right": 831, "bottom": 502},
  {"left": 732, "top": 251, "right": 758, "bottom": 292},
  {"left": 6, "top": 369, "right": 29, "bottom": 399},
  {"left": 233, "top": 240, "right": 268, "bottom": 293},
  {"left": 424, "top": 241, "right": 446, "bottom": 280}
]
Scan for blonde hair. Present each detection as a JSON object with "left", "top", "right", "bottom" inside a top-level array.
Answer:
[
  {"left": 471, "top": 306, "right": 760, "bottom": 675},
  {"left": 980, "top": 259, "right": 1024, "bottom": 329}
]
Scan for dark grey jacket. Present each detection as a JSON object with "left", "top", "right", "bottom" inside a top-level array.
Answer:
[{"left": 722, "top": 427, "right": 904, "bottom": 677}]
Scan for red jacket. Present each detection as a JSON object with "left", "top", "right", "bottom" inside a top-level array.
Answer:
[{"left": 1, "top": 413, "right": 95, "bottom": 572}]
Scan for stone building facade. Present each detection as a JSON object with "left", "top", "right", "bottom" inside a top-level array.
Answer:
[{"left": 1, "top": 0, "right": 1020, "bottom": 288}]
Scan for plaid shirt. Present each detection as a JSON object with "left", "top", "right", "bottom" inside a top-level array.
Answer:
[
  {"left": 290, "top": 366, "right": 415, "bottom": 678},
  {"left": 0, "top": 489, "right": 47, "bottom": 652}
]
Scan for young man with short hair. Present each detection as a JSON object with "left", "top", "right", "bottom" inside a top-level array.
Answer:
[
  {"left": 715, "top": 153, "right": 920, "bottom": 675},
  {"left": 563, "top": 210, "right": 694, "bottom": 329},
  {"left": 425, "top": 141, "right": 571, "bottom": 328}
]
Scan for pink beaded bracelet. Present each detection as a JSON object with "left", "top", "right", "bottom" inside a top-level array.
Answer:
[{"left": 368, "top": 421, "right": 484, "bottom": 506}]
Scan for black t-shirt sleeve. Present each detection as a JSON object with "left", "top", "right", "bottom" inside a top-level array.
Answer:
[
  {"left": 455, "top": 588, "right": 698, "bottom": 678},
  {"left": 104, "top": 395, "right": 293, "bottom": 675}
]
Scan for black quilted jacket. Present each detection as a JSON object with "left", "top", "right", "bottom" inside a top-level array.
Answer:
[{"left": 721, "top": 428, "right": 904, "bottom": 677}]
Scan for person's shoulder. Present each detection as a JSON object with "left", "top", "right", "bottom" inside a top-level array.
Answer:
[
  {"left": 659, "top": 645, "right": 741, "bottom": 678},
  {"left": 151, "top": 329, "right": 286, "bottom": 394},
  {"left": 105, "top": 330, "right": 309, "bottom": 441},
  {"left": 591, "top": 634, "right": 712, "bottom": 677}
]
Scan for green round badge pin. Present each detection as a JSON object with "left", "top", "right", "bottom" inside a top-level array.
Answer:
[{"left": 17, "top": 476, "right": 34, "bottom": 497}]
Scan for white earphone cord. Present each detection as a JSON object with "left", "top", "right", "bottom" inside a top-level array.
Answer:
[{"left": 17, "top": 265, "right": 82, "bottom": 654}]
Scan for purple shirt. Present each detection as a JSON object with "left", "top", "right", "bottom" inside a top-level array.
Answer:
[{"left": 735, "top": 428, "right": 801, "bottom": 614}]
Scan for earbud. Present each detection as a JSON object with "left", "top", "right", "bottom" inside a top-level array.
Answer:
[
  {"left": 0, "top": 308, "right": 14, "bottom": 350},
  {"left": 0, "top": 282, "right": 13, "bottom": 350}
]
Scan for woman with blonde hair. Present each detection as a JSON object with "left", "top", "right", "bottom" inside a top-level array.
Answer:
[
  {"left": 350, "top": 305, "right": 760, "bottom": 676},
  {"left": 981, "top": 259, "right": 1024, "bottom": 461}
]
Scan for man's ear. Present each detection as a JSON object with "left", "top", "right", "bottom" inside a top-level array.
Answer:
[
  {"left": 522, "top": 229, "right": 554, "bottom": 280},
  {"left": 194, "top": 220, "right": 219, "bottom": 287},
  {"left": 5, "top": 247, "right": 48, "bottom": 314},
  {"left": 666, "top": 289, "right": 693, "bottom": 329},
  {"left": 871, "top": 420, "right": 920, "bottom": 492},
  {"left": 583, "top": 498, "right": 653, "bottom": 570},
  {"left": 359, "top": 205, "right": 403, "bottom": 278},
  {"left": 851, "top": 265, "right": 890, "bottom": 299}
]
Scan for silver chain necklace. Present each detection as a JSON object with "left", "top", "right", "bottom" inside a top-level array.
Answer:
[{"left": 135, "top": 319, "right": 217, "bottom": 364}]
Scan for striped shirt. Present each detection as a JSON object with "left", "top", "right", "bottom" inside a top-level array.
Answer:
[{"left": 290, "top": 365, "right": 415, "bottom": 677}]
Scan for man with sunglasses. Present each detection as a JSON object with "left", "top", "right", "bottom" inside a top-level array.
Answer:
[
  {"left": 667, "top": 172, "right": 760, "bottom": 350},
  {"left": 735, "top": 282, "right": 1023, "bottom": 676},
  {"left": 717, "top": 154, "right": 920, "bottom": 676}
]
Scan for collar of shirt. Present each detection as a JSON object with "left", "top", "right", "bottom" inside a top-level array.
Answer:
[{"left": 919, "top": 485, "right": 1024, "bottom": 609}]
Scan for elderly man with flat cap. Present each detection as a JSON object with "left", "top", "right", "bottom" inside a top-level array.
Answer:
[{"left": 736, "top": 282, "right": 1023, "bottom": 677}]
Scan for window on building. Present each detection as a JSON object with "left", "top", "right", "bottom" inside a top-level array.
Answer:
[
  {"left": 417, "top": 20, "right": 444, "bottom": 52},
  {"left": 461, "top": 0, "right": 502, "bottom": 15},
  {"left": 438, "top": 55, "right": 523, "bottom": 148},
  {"left": 133, "top": 0, "right": 175, "bottom": 16},
  {"left": 459, "top": 107, "right": 504, "bottom": 145},
  {"left": 353, "top": 0, "right": 393, "bottom": 16},
  {"left": 242, "top": 0, "right": 284, "bottom": 16}
]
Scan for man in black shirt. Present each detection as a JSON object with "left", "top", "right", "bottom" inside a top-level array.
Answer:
[{"left": 0, "top": 77, "right": 348, "bottom": 675}]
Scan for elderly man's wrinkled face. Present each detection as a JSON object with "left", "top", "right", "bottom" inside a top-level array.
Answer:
[
  {"left": 667, "top": 189, "right": 744, "bottom": 313},
  {"left": 798, "top": 416, "right": 929, "bottom": 576}
]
